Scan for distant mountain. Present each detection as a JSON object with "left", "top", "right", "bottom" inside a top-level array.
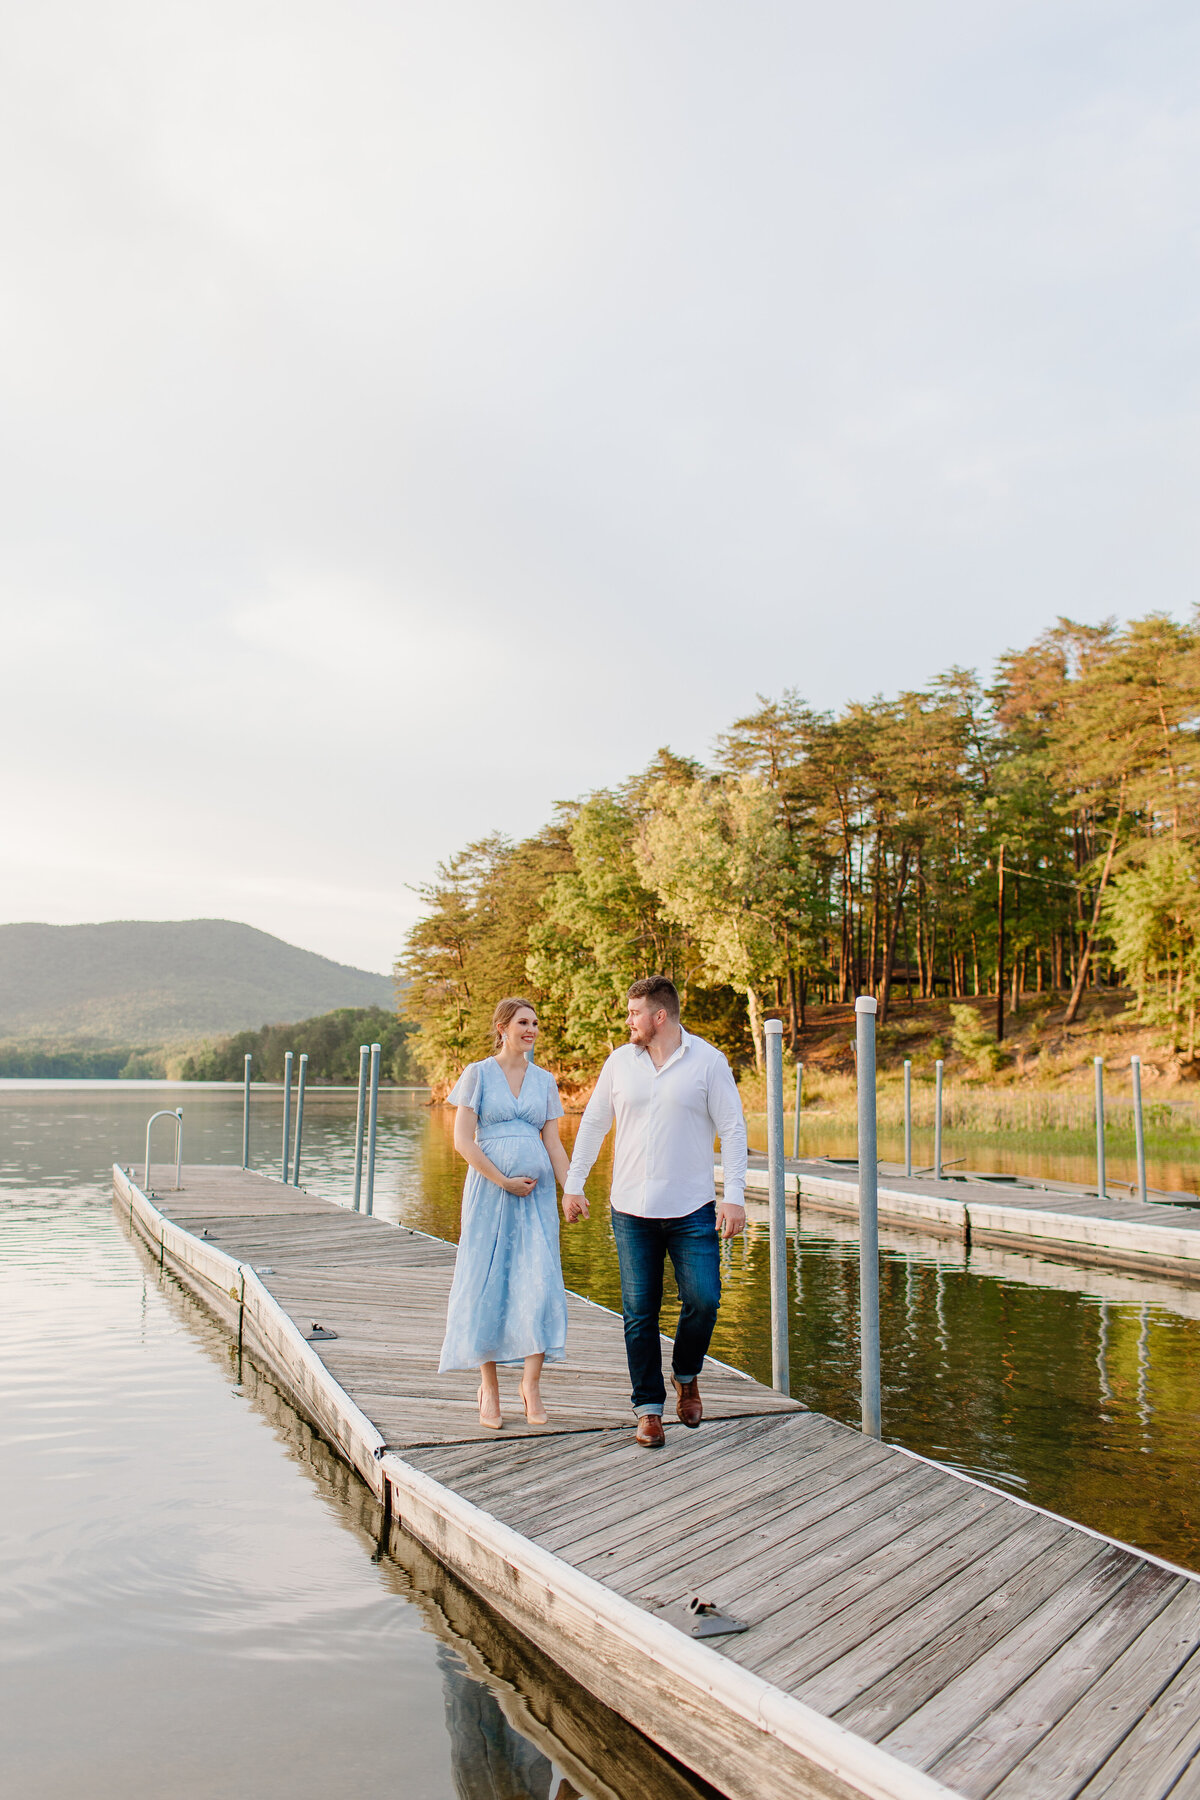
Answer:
[{"left": 0, "top": 919, "right": 394, "bottom": 1045}]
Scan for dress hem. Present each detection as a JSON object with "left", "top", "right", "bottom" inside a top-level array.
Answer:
[{"left": 438, "top": 1344, "right": 567, "bottom": 1373}]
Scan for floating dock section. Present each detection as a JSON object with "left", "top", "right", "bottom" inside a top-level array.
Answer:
[
  {"left": 117, "top": 1162, "right": 1200, "bottom": 1800},
  {"left": 724, "top": 1153, "right": 1200, "bottom": 1283}
]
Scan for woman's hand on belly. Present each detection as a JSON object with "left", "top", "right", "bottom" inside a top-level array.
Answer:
[
  {"left": 484, "top": 1136, "right": 550, "bottom": 1191},
  {"left": 500, "top": 1174, "right": 537, "bottom": 1197}
]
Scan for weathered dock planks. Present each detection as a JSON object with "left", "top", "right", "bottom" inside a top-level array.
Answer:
[
  {"left": 117, "top": 1160, "right": 1200, "bottom": 1800},
  {"left": 721, "top": 1153, "right": 1200, "bottom": 1282}
]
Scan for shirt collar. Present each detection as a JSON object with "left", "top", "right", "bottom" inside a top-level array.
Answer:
[{"left": 636, "top": 1025, "right": 690, "bottom": 1075}]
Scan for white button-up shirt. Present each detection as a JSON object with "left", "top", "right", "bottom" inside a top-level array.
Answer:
[{"left": 565, "top": 1028, "right": 747, "bottom": 1218}]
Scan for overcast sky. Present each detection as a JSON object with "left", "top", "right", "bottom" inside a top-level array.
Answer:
[{"left": 3, "top": 2, "right": 1197, "bottom": 974}]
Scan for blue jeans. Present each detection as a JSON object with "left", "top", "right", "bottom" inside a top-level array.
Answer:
[{"left": 610, "top": 1203, "right": 722, "bottom": 1415}]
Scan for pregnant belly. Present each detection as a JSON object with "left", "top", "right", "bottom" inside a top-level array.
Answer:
[{"left": 480, "top": 1131, "right": 550, "bottom": 1182}]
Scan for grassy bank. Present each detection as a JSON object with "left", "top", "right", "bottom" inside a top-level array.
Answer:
[
  {"left": 735, "top": 990, "right": 1200, "bottom": 1165},
  {"left": 742, "top": 1070, "right": 1199, "bottom": 1138}
]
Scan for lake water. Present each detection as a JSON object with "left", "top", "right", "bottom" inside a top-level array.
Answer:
[{"left": 5, "top": 1082, "right": 1200, "bottom": 1798}]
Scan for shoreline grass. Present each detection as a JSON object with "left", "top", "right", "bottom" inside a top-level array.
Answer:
[{"left": 740, "top": 1071, "right": 1198, "bottom": 1134}]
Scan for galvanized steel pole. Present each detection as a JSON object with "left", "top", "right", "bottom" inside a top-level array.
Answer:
[
  {"left": 292, "top": 1053, "right": 308, "bottom": 1185},
  {"left": 995, "top": 844, "right": 1007, "bottom": 1044},
  {"left": 352, "top": 1043, "right": 369, "bottom": 1211},
  {"left": 1131, "top": 1054, "right": 1147, "bottom": 1206},
  {"left": 1095, "top": 1056, "right": 1106, "bottom": 1200},
  {"left": 903, "top": 1059, "right": 912, "bottom": 1178},
  {"left": 765, "top": 1020, "right": 790, "bottom": 1396},
  {"left": 792, "top": 1060, "right": 803, "bottom": 1161},
  {"left": 281, "top": 1052, "right": 293, "bottom": 1184},
  {"left": 934, "top": 1059, "right": 944, "bottom": 1180},
  {"left": 856, "top": 997, "right": 881, "bottom": 1438},
  {"left": 242, "top": 1054, "right": 251, "bottom": 1169},
  {"left": 364, "top": 1042, "right": 381, "bottom": 1217}
]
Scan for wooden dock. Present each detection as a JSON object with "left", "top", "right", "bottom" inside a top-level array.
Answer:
[
  {"left": 117, "top": 1161, "right": 1200, "bottom": 1800},
  {"left": 724, "top": 1153, "right": 1200, "bottom": 1283}
]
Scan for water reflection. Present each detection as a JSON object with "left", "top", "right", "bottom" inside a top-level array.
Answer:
[
  {"left": 439, "top": 1650, "right": 568, "bottom": 1800},
  {"left": 238, "top": 1085, "right": 1200, "bottom": 1567},
  {"left": 187, "top": 1278, "right": 718, "bottom": 1800},
  {"left": 7, "top": 1080, "right": 1200, "bottom": 1577},
  {"left": 0, "top": 1086, "right": 713, "bottom": 1800}
]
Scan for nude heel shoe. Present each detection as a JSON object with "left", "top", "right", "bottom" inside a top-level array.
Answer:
[
  {"left": 477, "top": 1386, "right": 502, "bottom": 1430},
  {"left": 520, "top": 1385, "right": 548, "bottom": 1426}
]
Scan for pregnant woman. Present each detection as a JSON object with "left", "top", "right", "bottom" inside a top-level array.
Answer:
[{"left": 439, "top": 996, "right": 571, "bottom": 1429}]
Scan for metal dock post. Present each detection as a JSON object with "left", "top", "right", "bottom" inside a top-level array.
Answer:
[
  {"left": 281, "top": 1051, "right": 293, "bottom": 1184},
  {"left": 765, "top": 1020, "right": 789, "bottom": 1396},
  {"left": 792, "top": 1060, "right": 803, "bottom": 1160},
  {"left": 934, "top": 1058, "right": 944, "bottom": 1181},
  {"left": 856, "top": 997, "right": 881, "bottom": 1438},
  {"left": 364, "top": 1042, "right": 381, "bottom": 1216},
  {"left": 903, "top": 1058, "right": 912, "bottom": 1178},
  {"left": 353, "top": 1043, "right": 369, "bottom": 1211},
  {"left": 1131, "top": 1054, "right": 1147, "bottom": 1205},
  {"left": 1095, "top": 1055, "right": 1107, "bottom": 1200},
  {"left": 242, "top": 1054, "right": 251, "bottom": 1169},
  {"left": 292, "top": 1052, "right": 308, "bottom": 1185}
]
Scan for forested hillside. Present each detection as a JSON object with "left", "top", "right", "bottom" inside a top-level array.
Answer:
[
  {"left": 178, "top": 1007, "right": 418, "bottom": 1085},
  {"left": 398, "top": 612, "right": 1200, "bottom": 1087},
  {"left": 0, "top": 919, "right": 392, "bottom": 1043}
]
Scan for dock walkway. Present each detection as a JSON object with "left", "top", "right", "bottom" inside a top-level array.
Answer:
[
  {"left": 117, "top": 1161, "right": 1200, "bottom": 1800},
  {"left": 726, "top": 1154, "right": 1200, "bottom": 1282}
]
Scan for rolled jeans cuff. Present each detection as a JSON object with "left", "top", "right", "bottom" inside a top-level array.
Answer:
[
  {"left": 635, "top": 1404, "right": 664, "bottom": 1417},
  {"left": 673, "top": 1370, "right": 701, "bottom": 1384}
]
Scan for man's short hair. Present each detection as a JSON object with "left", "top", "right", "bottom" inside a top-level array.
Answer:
[{"left": 627, "top": 975, "right": 680, "bottom": 1020}]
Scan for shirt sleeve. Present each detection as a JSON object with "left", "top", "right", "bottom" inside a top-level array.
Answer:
[
  {"left": 564, "top": 1055, "right": 616, "bottom": 1192},
  {"left": 542, "top": 1068, "right": 564, "bottom": 1123},
  {"left": 707, "top": 1052, "right": 747, "bottom": 1207},
  {"left": 446, "top": 1062, "right": 483, "bottom": 1111}
]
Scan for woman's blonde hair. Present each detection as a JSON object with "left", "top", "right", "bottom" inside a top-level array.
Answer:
[{"left": 492, "top": 996, "right": 537, "bottom": 1051}]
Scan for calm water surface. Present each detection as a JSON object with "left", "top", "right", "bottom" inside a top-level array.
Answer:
[
  {"left": 0, "top": 1085, "right": 711, "bottom": 1800},
  {"left": 5, "top": 1082, "right": 1200, "bottom": 1798}
]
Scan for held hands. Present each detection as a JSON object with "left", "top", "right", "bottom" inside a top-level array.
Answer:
[
  {"left": 561, "top": 1192, "right": 735, "bottom": 1231},
  {"left": 503, "top": 1175, "right": 537, "bottom": 1197},
  {"left": 716, "top": 1202, "right": 746, "bottom": 1241}
]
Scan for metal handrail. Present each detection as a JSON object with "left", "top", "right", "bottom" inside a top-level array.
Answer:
[{"left": 144, "top": 1108, "right": 183, "bottom": 1190}]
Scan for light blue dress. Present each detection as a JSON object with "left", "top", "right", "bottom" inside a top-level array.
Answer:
[{"left": 438, "top": 1058, "right": 569, "bottom": 1372}]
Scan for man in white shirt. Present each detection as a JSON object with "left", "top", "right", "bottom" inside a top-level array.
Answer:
[{"left": 563, "top": 975, "right": 747, "bottom": 1448}]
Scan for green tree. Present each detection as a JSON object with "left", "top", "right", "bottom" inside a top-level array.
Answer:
[
  {"left": 1105, "top": 842, "right": 1200, "bottom": 1057},
  {"left": 391, "top": 605, "right": 1200, "bottom": 1079},
  {"left": 636, "top": 774, "right": 812, "bottom": 1070},
  {"left": 397, "top": 826, "right": 572, "bottom": 1086},
  {"left": 528, "top": 789, "right": 682, "bottom": 1069},
  {"left": 178, "top": 1007, "right": 419, "bottom": 1083}
]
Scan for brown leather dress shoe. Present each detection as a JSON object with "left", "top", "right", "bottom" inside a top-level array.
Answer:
[
  {"left": 635, "top": 1413, "right": 666, "bottom": 1448},
  {"left": 672, "top": 1376, "right": 703, "bottom": 1428}
]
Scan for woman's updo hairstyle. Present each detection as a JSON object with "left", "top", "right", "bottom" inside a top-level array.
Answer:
[{"left": 492, "top": 996, "right": 537, "bottom": 1052}]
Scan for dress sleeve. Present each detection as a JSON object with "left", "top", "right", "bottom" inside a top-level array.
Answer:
[
  {"left": 446, "top": 1061, "right": 483, "bottom": 1111},
  {"left": 541, "top": 1068, "right": 565, "bottom": 1124}
]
